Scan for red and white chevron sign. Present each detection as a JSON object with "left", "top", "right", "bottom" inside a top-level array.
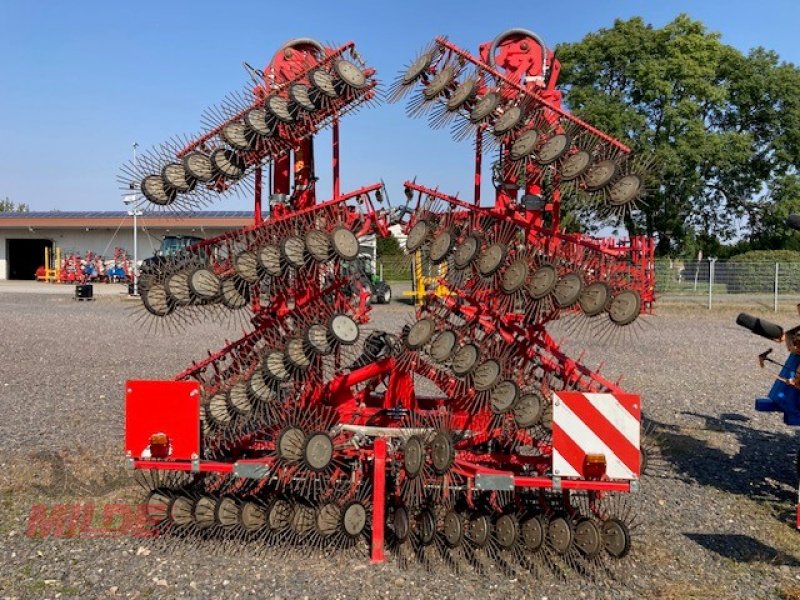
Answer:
[{"left": 552, "top": 392, "right": 641, "bottom": 480}]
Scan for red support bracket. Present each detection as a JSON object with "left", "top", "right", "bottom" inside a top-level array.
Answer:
[{"left": 371, "top": 438, "right": 386, "bottom": 563}]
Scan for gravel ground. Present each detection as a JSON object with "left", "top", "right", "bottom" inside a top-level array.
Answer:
[{"left": 1, "top": 291, "right": 800, "bottom": 599}]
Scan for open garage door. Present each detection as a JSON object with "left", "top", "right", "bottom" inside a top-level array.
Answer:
[{"left": 7, "top": 238, "right": 52, "bottom": 280}]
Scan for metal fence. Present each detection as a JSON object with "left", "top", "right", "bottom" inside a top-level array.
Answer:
[
  {"left": 655, "top": 260, "right": 800, "bottom": 309},
  {"left": 377, "top": 256, "right": 800, "bottom": 310}
]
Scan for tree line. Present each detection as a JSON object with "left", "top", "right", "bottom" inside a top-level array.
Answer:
[
  {"left": 0, "top": 197, "right": 29, "bottom": 212},
  {"left": 556, "top": 14, "right": 800, "bottom": 258}
]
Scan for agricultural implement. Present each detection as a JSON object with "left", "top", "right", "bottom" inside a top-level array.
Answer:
[
  {"left": 123, "top": 29, "right": 655, "bottom": 576},
  {"left": 737, "top": 214, "right": 800, "bottom": 527}
]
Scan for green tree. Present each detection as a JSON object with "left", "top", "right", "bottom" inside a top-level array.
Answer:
[
  {"left": 556, "top": 15, "right": 800, "bottom": 256},
  {"left": 376, "top": 234, "right": 402, "bottom": 257},
  {"left": 0, "top": 197, "right": 29, "bottom": 212}
]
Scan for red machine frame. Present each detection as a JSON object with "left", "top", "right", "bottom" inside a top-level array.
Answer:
[{"left": 126, "top": 31, "right": 653, "bottom": 563}]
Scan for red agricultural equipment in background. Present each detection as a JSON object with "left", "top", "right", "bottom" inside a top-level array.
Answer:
[
  {"left": 123, "top": 30, "right": 656, "bottom": 578},
  {"left": 37, "top": 248, "right": 133, "bottom": 284}
]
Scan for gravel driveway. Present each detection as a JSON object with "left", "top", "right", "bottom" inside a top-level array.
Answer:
[{"left": 1, "top": 291, "right": 799, "bottom": 599}]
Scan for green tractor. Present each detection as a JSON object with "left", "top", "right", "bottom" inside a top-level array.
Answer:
[
  {"left": 137, "top": 234, "right": 205, "bottom": 292},
  {"left": 348, "top": 253, "right": 392, "bottom": 304}
]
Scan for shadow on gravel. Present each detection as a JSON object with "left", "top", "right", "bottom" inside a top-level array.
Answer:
[
  {"left": 650, "top": 412, "right": 797, "bottom": 509},
  {"left": 29, "top": 450, "right": 132, "bottom": 498},
  {"left": 685, "top": 533, "right": 800, "bottom": 566}
]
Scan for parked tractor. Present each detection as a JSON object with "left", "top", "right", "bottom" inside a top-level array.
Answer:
[{"left": 347, "top": 253, "right": 392, "bottom": 304}]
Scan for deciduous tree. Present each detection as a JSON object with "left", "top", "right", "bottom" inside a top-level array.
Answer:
[{"left": 556, "top": 15, "right": 800, "bottom": 256}]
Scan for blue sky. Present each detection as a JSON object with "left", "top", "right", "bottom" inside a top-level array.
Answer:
[{"left": 1, "top": 0, "right": 799, "bottom": 212}]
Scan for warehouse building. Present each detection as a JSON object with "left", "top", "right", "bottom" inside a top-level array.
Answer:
[
  {"left": 0, "top": 211, "right": 252, "bottom": 280},
  {"left": 0, "top": 211, "right": 384, "bottom": 281}
]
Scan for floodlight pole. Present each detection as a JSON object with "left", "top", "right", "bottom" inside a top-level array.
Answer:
[
  {"left": 124, "top": 142, "right": 141, "bottom": 296},
  {"left": 131, "top": 209, "right": 140, "bottom": 295}
]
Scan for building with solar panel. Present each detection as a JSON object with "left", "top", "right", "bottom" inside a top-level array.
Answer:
[
  {"left": 0, "top": 211, "right": 380, "bottom": 281},
  {"left": 0, "top": 211, "right": 253, "bottom": 280}
]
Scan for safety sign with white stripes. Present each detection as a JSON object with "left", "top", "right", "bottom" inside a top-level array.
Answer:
[{"left": 552, "top": 392, "right": 641, "bottom": 481}]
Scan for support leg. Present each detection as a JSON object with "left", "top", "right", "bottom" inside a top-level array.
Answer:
[{"left": 371, "top": 437, "right": 386, "bottom": 563}]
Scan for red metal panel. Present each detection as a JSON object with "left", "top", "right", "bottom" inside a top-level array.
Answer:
[{"left": 125, "top": 380, "right": 201, "bottom": 460}]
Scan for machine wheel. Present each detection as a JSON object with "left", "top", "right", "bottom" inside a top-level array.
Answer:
[
  {"left": 330, "top": 226, "right": 359, "bottom": 261},
  {"left": 609, "top": 174, "right": 644, "bottom": 206},
  {"left": 417, "top": 507, "right": 437, "bottom": 545},
  {"left": 493, "top": 105, "right": 524, "bottom": 135},
  {"left": 302, "top": 432, "right": 334, "bottom": 471},
  {"left": 442, "top": 510, "right": 464, "bottom": 547},
  {"left": 423, "top": 65, "right": 455, "bottom": 100},
  {"left": 316, "top": 503, "right": 341, "bottom": 537},
  {"left": 453, "top": 235, "right": 480, "bottom": 269},
  {"left": 402, "top": 50, "right": 435, "bottom": 85},
  {"left": 510, "top": 129, "right": 539, "bottom": 160},
  {"left": 333, "top": 59, "right": 368, "bottom": 90},
  {"left": 585, "top": 159, "right": 618, "bottom": 191},
  {"left": 554, "top": 272, "right": 583, "bottom": 308},
  {"left": 183, "top": 152, "right": 215, "bottom": 182},
  {"left": 141, "top": 283, "right": 174, "bottom": 317},
  {"left": 257, "top": 244, "right": 283, "bottom": 276},
  {"left": 560, "top": 150, "right": 592, "bottom": 181},
  {"left": 608, "top": 290, "right": 642, "bottom": 326},
  {"left": 469, "top": 92, "right": 501, "bottom": 123},
  {"left": 267, "top": 96, "right": 294, "bottom": 124},
  {"left": 141, "top": 175, "right": 176, "bottom": 206},
  {"left": 514, "top": 391, "right": 544, "bottom": 428},
  {"left": 392, "top": 506, "right": 410, "bottom": 542},
  {"left": 430, "top": 431, "right": 455, "bottom": 475},
  {"left": 451, "top": 343, "right": 480, "bottom": 376},
  {"left": 162, "top": 162, "right": 196, "bottom": 193},
  {"left": 309, "top": 68, "right": 338, "bottom": 100},
  {"left": 468, "top": 514, "right": 492, "bottom": 547},
  {"left": 244, "top": 108, "right": 276, "bottom": 138},
  {"left": 289, "top": 83, "right": 316, "bottom": 112},
  {"left": 403, "top": 435, "right": 425, "bottom": 478},
  {"left": 188, "top": 267, "right": 221, "bottom": 301},
  {"left": 374, "top": 283, "right": 392, "bottom": 304},
  {"left": 579, "top": 281, "right": 612, "bottom": 317},
  {"left": 491, "top": 380, "right": 519, "bottom": 414},
  {"left": 495, "top": 514, "right": 520, "bottom": 549},
  {"left": 429, "top": 330, "right": 457, "bottom": 363},
  {"left": 548, "top": 516, "right": 574, "bottom": 555},
  {"left": 537, "top": 133, "right": 570, "bottom": 165},
  {"left": 521, "top": 515, "right": 546, "bottom": 552},
  {"left": 329, "top": 314, "right": 360, "bottom": 345},
  {"left": 574, "top": 518, "right": 603, "bottom": 558},
  {"left": 281, "top": 236, "right": 306, "bottom": 269},
  {"left": 447, "top": 78, "right": 477, "bottom": 111},
  {"left": 601, "top": 518, "right": 631, "bottom": 559},
  {"left": 221, "top": 120, "right": 254, "bottom": 151},
  {"left": 210, "top": 148, "right": 246, "bottom": 180},
  {"left": 528, "top": 265, "right": 557, "bottom": 299},
  {"left": 341, "top": 501, "right": 368, "bottom": 538},
  {"left": 240, "top": 502, "right": 266, "bottom": 531}
]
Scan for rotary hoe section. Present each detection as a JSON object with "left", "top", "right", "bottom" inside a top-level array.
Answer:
[{"left": 124, "top": 30, "right": 656, "bottom": 580}]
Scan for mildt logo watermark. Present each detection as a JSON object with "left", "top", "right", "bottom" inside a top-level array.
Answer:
[
  {"left": 26, "top": 450, "right": 163, "bottom": 539},
  {"left": 26, "top": 503, "right": 161, "bottom": 539}
]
